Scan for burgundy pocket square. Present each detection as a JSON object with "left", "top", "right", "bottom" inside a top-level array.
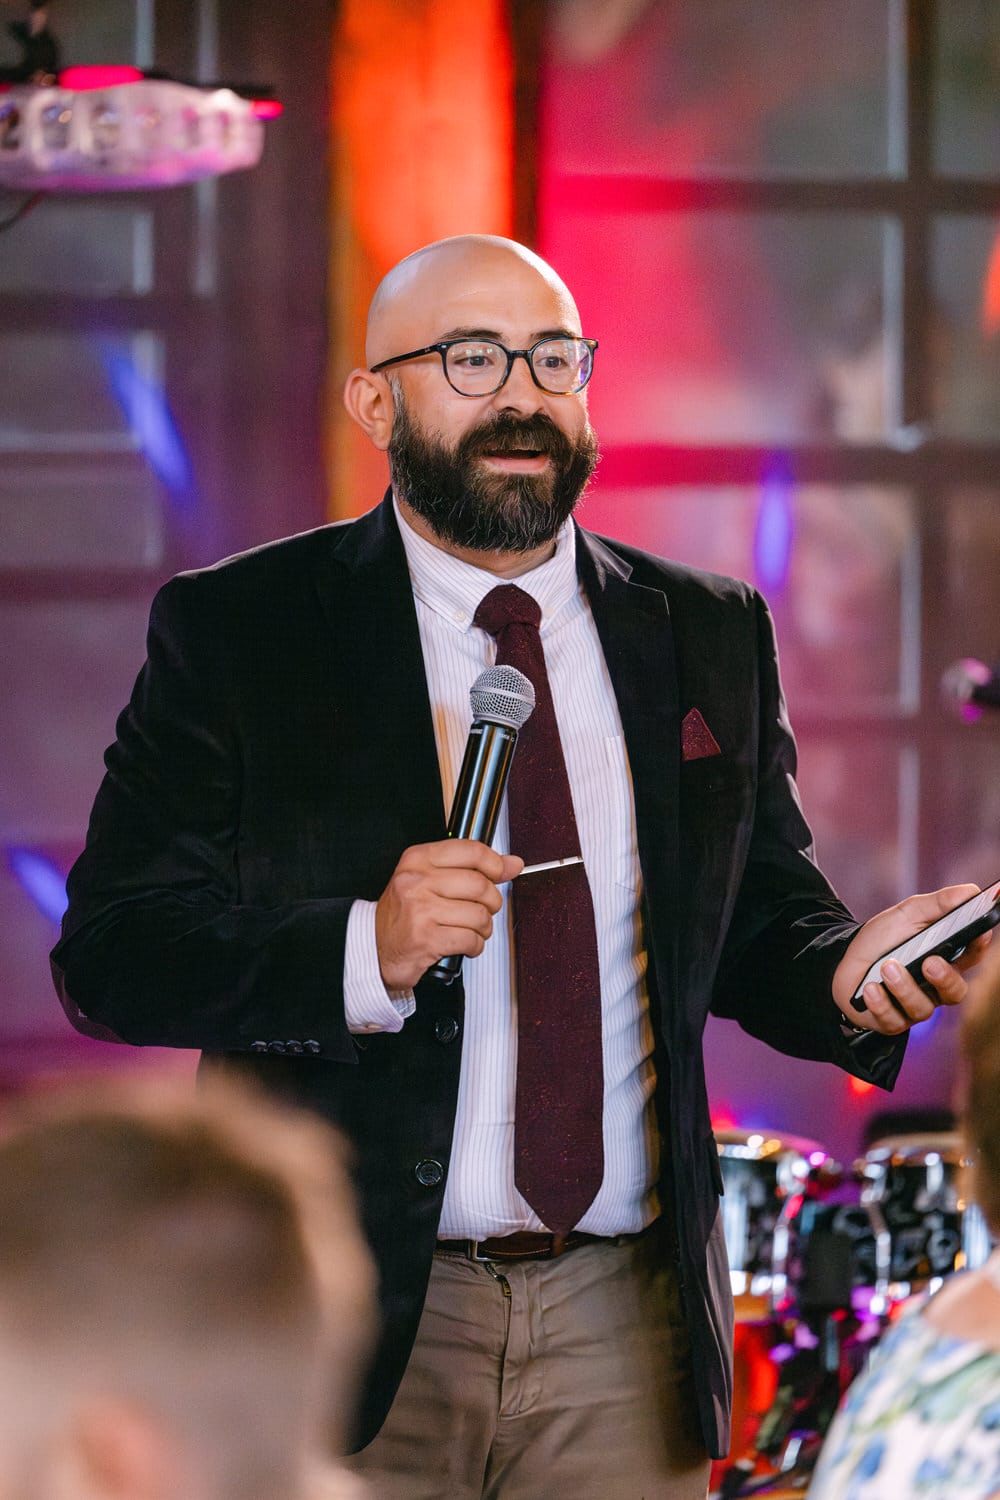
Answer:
[{"left": 681, "top": 708, "right": 722, "bottom": 761}]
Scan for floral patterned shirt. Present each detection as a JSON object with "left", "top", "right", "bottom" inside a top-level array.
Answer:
[{"left": 808, "top": 1278, "right": 1000, "bottom": 1500}]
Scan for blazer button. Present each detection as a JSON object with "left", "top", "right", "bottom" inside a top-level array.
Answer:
[
  {"left": 267, "top": 1040, "right": 287, "bottom": 1055},
  {"left": 414, "top": 1159, "right": 444, "bottom": 1188},
  {"left": 434, "top": 1016, "right": 459, "bottom": 1044},
  {"left": 250, "top": 1041, "right": 268, "bottom": 1054},
  {"left": 285, "top": 1039, "right": 304, "bottom": 1055},
  {"left": 303, "top": 1039, "right": 320, "bottom": 1055}
]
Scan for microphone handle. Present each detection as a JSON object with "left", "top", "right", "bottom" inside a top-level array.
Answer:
[{"left": 428, "top": 719, "right": 518, "bottom": 984}]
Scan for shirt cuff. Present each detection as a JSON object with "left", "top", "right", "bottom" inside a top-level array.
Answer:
[{"left": 344, "top": 900, "right": 416, "bottom": 1034}]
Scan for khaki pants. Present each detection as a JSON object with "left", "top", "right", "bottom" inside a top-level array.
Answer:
[{"left": 347, "top": 1226, "right": 711, "bottom": 1500}]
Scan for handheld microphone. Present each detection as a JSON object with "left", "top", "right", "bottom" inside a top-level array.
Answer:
[
  {"left": 940, "top": 658, "right": 1000, "bottom": 718},
  {"left": 427, "top": 664, "right": 535, "bottom": 985}
]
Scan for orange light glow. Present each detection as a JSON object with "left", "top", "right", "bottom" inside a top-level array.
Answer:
[
  {"left": 983, "top": 229, "right": 1000, "bottom": 335},
  {"left": 849, "top": 1076, "right": 876, "bottom": 1097},
  {"left": 326, "top": 0, "right": 515, "bottom": 519}
]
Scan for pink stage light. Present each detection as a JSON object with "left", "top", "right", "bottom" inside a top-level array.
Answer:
[
  {"left": 59, "top": 65, "right": 144, "bottom": 90},
  {"left": 251, "top": 99, "right": 283, "bottom": 119}
]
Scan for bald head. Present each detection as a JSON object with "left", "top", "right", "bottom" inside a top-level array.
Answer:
[
  {"left": 365, "top": 236, "right": 582, "bottom": 368},
  {"left": 343, "top": 234, "right": 597, "bottom": 574}
]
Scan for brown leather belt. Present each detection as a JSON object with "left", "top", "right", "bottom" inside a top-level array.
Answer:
[{"left": 435, "top": 1229, "right": 641, "bottom": 1262}]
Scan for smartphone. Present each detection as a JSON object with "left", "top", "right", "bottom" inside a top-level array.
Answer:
[{"left": 850, "top": 878, "right": 1000, "bottom": 1012}]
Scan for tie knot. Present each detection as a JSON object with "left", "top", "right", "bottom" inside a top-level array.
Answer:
[{"left": 474, "top": 584, "right": 542, "bottom": 638}]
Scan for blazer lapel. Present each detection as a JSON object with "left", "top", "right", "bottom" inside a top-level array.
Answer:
[
  {"left": 576, "top": 529, "right": 681, "bottom": 1022},
  {"left": 315, "top": 493, "right": 447, "bottom": 866}
]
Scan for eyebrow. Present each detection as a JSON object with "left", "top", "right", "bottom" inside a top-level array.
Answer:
[{"left": 439, "top": 325, "right": 580, "bottom": 344}]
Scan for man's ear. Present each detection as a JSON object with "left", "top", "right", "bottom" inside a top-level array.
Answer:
[
  {"left": 343, "top": 368, "right": 395, "bottom": 451},
  {"left": 53, "top": 1398, "right": 192, "bottom": 1500}
]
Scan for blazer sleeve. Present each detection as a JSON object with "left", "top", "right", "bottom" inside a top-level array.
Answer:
[
  {"left": 51, "top": 573, "right": 359, "bottom": 1061},
  {"left": 710, "top": 591, "right": 908, "bottom": 1089}
]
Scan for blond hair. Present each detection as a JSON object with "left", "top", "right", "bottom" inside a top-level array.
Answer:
[{"left": 0, "top": 1074, "right": 374, "bottom": 1500}]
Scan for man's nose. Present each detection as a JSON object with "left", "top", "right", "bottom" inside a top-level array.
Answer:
[{"left": 491, "top": 352, "right": 546, "bottom": 414}]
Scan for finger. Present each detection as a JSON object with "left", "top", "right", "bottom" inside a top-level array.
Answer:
[
  {"left": 427, "top": 869, "right": 508, "bottom": 914},
  {"left": 952, "top": 928, "right": 994, "bottom": 975},
  {"left": 878, "top": 958, "right": 936, "bottom": 1023},
  {"left": 895, "top": 883, "right": 981, "bottom": 934},
  {"left": 420, "top": 840, "right": 523, "bottom": 882},
  {"left": 430, "top": 921, "right": 492, "bottom": 960},
  {"left": 429, "top": 898, "right": 496, "bottom": 941},
  {"left": 859, "top": 972, "right": 917, "bottom": 1034},
  {"left": 918, "top": 955, "right": 968, "bottom": 1007}
]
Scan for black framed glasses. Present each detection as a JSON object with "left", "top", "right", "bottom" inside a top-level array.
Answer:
[{"left": 370, "top": 336, "right": 598, "bottom": 397}]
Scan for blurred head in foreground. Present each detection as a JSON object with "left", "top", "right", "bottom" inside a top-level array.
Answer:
[
  {"left": 0, "top": 1076, "right": 375, "bottom": 1500},
  {"left": 962, "top": 936, "right": 1000, "bottom": 1236}
]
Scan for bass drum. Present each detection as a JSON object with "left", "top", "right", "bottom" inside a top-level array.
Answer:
[
  {"left": 787, "top": 1131, "right": 995, "bottom": 1318},
  {"left": 858, "top": 1131, "right": 994, "bottom": 1297}
]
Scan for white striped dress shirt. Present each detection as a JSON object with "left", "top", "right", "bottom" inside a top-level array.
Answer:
[{"left": 343, "top": 501, "right": 660, "bottom": 1236}]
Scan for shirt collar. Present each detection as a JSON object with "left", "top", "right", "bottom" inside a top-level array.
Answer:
[{"left": 392, "top": 495, "right": 579, "bottom": 634}]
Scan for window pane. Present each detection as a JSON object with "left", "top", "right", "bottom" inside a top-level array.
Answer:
[
  {"left": 943, "top": 488, "right": 1000, "bottom": 665},
  {"left": 0, "top": 206, "right": 153, "bottom": 296},
  {"left": 0, "top": 464, "right": 165, "bottom": 568},
  {"left": 0, "top": 332, "right": 164, "bottom": 451},
  {"left": 934, "top": 0, "right": 1000, "bottom": 179},
  {"left": 542, "top": 0, "right": 897, "bottom": 180},
  {"left": 585, "top": 484, "right": 916, "bottom": 712},
  {"left": 796, "top": 739, "right": 908, "bottom": 915},
  {"left": 0, "top": 600, "right": 150, "bottom": 840},
  {"left": 547, "top": 213, "right": 896, "bottom": 445},
  {"left": 932, "top": 218, "right": 1000, "bottom": 440},
  {"left": 935, "top": 734, "right": 1000, "bottom": 891},
  {"left": 0, "top": 857, "right": 70, "bottom": 1036},
  {"left": 0, "top": 2, "right": 147, "bottom": 71}
]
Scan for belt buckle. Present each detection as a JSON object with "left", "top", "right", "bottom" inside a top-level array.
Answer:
[{"left": 469, "top": 1240, "right": 493, "bottom": 1262}]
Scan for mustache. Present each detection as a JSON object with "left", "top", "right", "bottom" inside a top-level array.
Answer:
[{"left": 457, "top": 412, "right": 575, "bottom": 461}]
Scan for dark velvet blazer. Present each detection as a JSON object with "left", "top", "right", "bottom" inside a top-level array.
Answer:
[{"left": 52, "top": 493, "right": 906, "bottom": 1457}]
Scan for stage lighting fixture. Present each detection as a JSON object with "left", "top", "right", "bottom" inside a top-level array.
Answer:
[{"left": 0, "top": 72, "right": 278, "bottom": 192}]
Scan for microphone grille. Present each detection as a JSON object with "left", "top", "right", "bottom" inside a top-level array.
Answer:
[{"left": 469, "top": 665, "right": 535, "bottom": 730}]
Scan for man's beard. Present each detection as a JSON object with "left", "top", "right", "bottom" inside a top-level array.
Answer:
[{"left": 387, "top": 393, "right": 600, "bottom": 554}]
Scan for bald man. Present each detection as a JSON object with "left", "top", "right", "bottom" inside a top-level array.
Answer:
[{"left": 53, "top": 236, "right": 984, "bottom": 1500}]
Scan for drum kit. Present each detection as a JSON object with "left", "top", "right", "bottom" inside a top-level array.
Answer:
[{"left": 709, "top": 1126, "right": 996, "bottom": 1498}]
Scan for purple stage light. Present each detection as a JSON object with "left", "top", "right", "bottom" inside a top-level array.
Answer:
[
  {"left": 754, "top": 456, "right": 794, "bottom": 592},
  {"left": 101, "top": 346, "right": 194, "bottom": 499},
  {"left": 7, "top": 847, "right": 68, "bottom": 924}
]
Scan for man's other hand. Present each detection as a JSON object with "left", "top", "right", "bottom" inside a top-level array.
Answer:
[
  {"left": 832, "top": 884, "right": 993, "bottom": 1035},
  {"left": 375, "top": 840, "right": 523, "bottom": 990}
]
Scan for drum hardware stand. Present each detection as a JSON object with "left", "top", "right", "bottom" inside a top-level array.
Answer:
[
  {"left": 712, "top": 1321, "right": 845, "bottom": 1497},
  {"left": 713, "top": 1226, "right": 859, "bottom": 1498}
]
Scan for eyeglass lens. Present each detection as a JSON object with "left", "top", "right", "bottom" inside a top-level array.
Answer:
[{"left": 444, "top": 339, "right": 592, "bottom": 395}]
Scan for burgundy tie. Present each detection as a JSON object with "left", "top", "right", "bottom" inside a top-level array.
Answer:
[{"left": 474, "top": 584, "right": 604, "bottom": 1234}]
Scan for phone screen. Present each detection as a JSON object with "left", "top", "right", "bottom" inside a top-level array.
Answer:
[{"left": 851, "top": 878, "right": 1000, "bottom": 1006}]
